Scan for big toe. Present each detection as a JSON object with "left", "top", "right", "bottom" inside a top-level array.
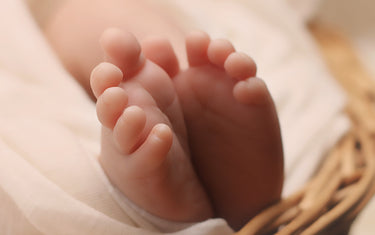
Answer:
[
  {"left": 185, "top": 31, "right": 211, "bottom": 67},
  {"left": 142, "top": 36, "right": 180, "bottom": 77},
  {"left": 100, "top": 28, "right": 145, "bottom": 78}
]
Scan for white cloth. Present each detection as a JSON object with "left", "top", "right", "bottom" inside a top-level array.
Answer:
[
  {"left": 0, "top": 0, "right": 348, "bottom": 234},
  {"left": 314, "top": 0, "right": 375, "bottom": 81}
]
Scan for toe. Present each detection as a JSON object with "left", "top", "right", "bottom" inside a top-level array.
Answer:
[
  {"left": 90, "top": 62, "right": 123, "bottom": 99},
  {"left": 130, "top": 123, "right": 173, "bottom": 172},
  {"left": 96, "top": 87, "right": 128, "bottom": 129},
  {"left": 207, "top": 39, "right": 235, "bottom": 68},
  {"left": 142, "top": 37, "right": 180, "bottom": 77},
  {"left": 100, "top": 28, "right": 146, "bottom": 78},
  {"left": 186, "top": 31, "right": 210, "bottom": 67},
  {"left": 224, "top": 52, "right": 257, "bottom": 80},
  {"left": 113, "top": 106, "right": 147, "bottom": 154},
  {"left": 233, "top": 77, "right": 272, "bottom": 105}
]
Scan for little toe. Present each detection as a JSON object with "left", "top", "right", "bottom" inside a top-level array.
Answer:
[
  {"left": 186, "top": 31, "right": 210, "bottom": 67},
  {"left": 207, "top": 39, "right": 235, "bottom": 68},
  {"left": 113, "top": 106, "right": 147, "bottom": 154},
  {"left": 90, "top": 62, "right": 123, "bottom": 98},
  {"left": 130, "top": 123, "right": 173, "bottom": 172},
  {"left": 233, "top": 77, "right": 271, "bottom": 105},
  {"left": 224, "top": 52, "right": 257, "bottom": 80},
  {"left": 100, "top": 28, "right": 145, "bottom": 78},
  {"left": 142, "top": 37, "right": 180, "bottom": 77},
  {"left": 96, "top": 87, "right": 128, "bottom": 129}
]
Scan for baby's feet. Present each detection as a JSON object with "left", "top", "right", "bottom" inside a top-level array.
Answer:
[
  {"left": 90, "top": 29, "right": 212, "bottom": 222},
  {"left": 178, "top": 32, "right": 284, "bottom": 229},
  {"left": 147, "top": 31, "right": 284, "bottom": 229}
]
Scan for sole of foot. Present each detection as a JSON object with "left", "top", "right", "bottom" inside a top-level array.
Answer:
[
  {"left": 90, "top": 28, "right": 213, "bottom": 222},
  {"left": 145, "top": 31, "right": 284, "bottom": 230}
]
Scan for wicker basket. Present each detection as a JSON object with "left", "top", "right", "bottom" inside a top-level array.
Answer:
[{"left": 237, "top": 23, "right": 375, "bottom": 235}]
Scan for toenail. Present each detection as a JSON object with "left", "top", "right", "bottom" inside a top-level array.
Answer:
[{"left": 152, "top": 124, "right": 171, "bottom": 140}]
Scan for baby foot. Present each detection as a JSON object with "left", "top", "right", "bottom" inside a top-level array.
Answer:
[
  {"left": 147, "top": 31, "right": 284, "bottom": 229},
  {"left": 90, "top": 28, "right": 212, "bottom": 222},
  {"left": 179, "top": 32, "right": 284, "bottom": 229}
]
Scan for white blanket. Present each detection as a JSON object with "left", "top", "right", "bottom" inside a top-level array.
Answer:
[{"left": 0, "top": 0, "right": 348, "bottom": 234}]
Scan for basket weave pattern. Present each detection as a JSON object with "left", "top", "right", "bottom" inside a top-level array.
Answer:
[{"left": 237, "top": 24, "right": 375, "bottom": 235}]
